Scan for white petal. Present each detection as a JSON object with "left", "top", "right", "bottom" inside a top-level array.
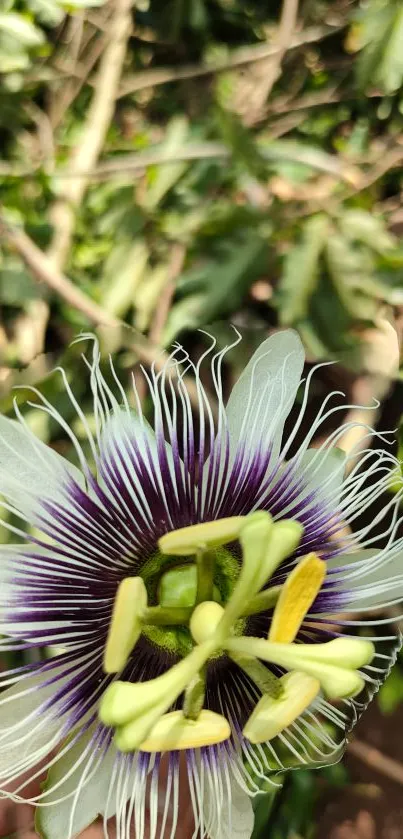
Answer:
[
  {"left": 204, "top": 771, "right": 254, "bottom": 839},
  {"left": 0, "top": 544, "right": 104, "bottom": 642},
  {"left": 35, "top": 727, "right": 118, "bottom": 839},
  {"left": 0, "top": 670, "right": 61, "bottom": 779},
  {"left": 300, "top": 447, "right": 346, "bottom": 504},
  {"left": 99, "top": 408, "right": 182, "bottom": 528},
  {"left": 0, "top": 415, "right": 84, "bottom": 520},
  {"left": 326, "top": 547, "right": 403, "bottom": 611},
  {"left": 225, "top": 330, "right": 304, "bottom": 463}
]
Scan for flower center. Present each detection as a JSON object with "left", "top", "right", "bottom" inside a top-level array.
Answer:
[
  {"left": 100, "top": 513, "right": 375, "bottom": 753},
  {"left": 158, "top": 564, "right": 222, "bottom": 609}
]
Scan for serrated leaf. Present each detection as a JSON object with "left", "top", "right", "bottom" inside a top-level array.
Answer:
[
  {"left": 276, "top": 215, "right": 329, "bottom": 325},
  {"left": 307, "top": 271, "right": 361, "bottom": 360},
  {"left": 162, "top": 293, "right": 205, "bottom": 345},
  {"left": 325, "top": 234, "right": 377, "bottom": 319}
]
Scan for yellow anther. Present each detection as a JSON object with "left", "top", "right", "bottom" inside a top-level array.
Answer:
[
  {"left": 190, "top": 601, "right": 225, "bottom": 645},
  {"left": 298, "top": 637, "right": 375, "bottom": 669},
  {"left": 243, "top": 671, "right": 320, "bottom": 744},
  {"left": 103, "top": 577, "right": 147, "bottom": 674},
  {"left": 226, "top": 636, "right": 366, "bottom": 700},
  {"left": 116, "top": 709, "right": 231, "bottom": 753},
  {"left": 269, "top": 552, "right": 326, "bottom": 643},
  {"left": 158, "top": 517, "right": 245, "bottom": 556}
]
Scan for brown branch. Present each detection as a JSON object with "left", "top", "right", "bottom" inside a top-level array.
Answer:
[
  {"left": 39, "top": 141, "right": 358, "bottom": 186},
  {"left": 240, "top": 0, "right": 300, "bottom": 126},
  {"left": 118, "top": 25, "right": 340, "bottom": 98},
  {"left": 0, "top": 217, "right": 119, "bottom": 329},
  {"left": 0, "top": 216, "right": 205, "bottom": 411},
  {"left": 48, "top": 0, "right": 133, "bottom": 272},
  {"left": 348, "top": 739, "right": 403, "bottom": 786},
  {"left": 337, "top": 318, "right": 400, "bottom": 472},
  {"left": 50, "top": 30, "right": 108, "bottom": 130}
]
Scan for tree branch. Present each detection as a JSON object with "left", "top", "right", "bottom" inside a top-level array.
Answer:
[
  {"left": 48, "top": 0, "right": 133, "bottom": 271},
  {"left": 0, "top": 215, "right": 206, "bottom": 410},
  {"left": 238, "top": 0, "right": 300, "bottom": 125},
  {"left": 348, "top": 739, "right": 403, "bottom": 786},
  {"left": 118, "top": 25, "right": 340, "bottom": 98}
]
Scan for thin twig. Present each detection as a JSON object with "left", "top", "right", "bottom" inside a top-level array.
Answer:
[
  {"left": 48, "top": 141, "right": 359, "bottom": 185},
  {"left": 348, "top": 739, "right": 403, "bottom": 786},
  {"left": 0, "top": 216, "right": 119, "bottom": 329},
  {"left": 47, "top": 0, "right": 133, "bottom": 271},
  {"left": 118, "top": 25, "right": 340, "bottom": 98},
  {"left": 0, "top": 141, "right": 362, "bottom": 185},
  {"left": 50, "top": 30, "right": 108, "bottom": 130},
  {"left": 337, "top": 318, "right": 400, "bottom": 472},
  {"left": 239, "top": 0, "right": 300, "bottom": 126},
  {"left": 0, "top": 215, "right": 205, "bottom": 411}
]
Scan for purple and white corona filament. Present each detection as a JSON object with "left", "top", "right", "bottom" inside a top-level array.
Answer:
[{"left": 0, "top": 329, "right": 402, "bottom": 839}]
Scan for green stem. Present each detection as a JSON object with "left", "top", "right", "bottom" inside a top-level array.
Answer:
[
  {"left": 144, "top": 606, "right": 192, "bottom": 625},
  {"left": 183, "top": 669, "right": 206, "bottom": 720},
  {"left": 195, "top": 548, "right": 215, "bottom": 604},
  {"left": 242, "top": 586, "right": 281, "bottom": 617},
  {"left": 230, "top": 651, "right": 283, "bottom": 699}
]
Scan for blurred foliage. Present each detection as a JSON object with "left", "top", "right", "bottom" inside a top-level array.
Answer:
[
  {"left": 1, "top": 0, "right": 402, "bottom": 369},
  {"left": 0, "top": 0, "right": 403, "bottom": 836}
]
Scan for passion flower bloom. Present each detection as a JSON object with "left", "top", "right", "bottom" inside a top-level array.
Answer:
[{"left": 0, "top": 330, "right": 402, "bottom": 839}]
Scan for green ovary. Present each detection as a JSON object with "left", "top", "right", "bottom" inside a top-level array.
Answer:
[
  {"left": 141, "top": 547, "right": 240, "bottom": 656},
  {"left": 158, "top": 564, "right": 222, "bottom": 608}
]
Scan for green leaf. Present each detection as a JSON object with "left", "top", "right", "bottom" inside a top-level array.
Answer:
[
  {"left": 325, "top": 234, "right": 378, "bottom": 321},
  {"left": 0, "top": 260, "right": 44, "bottom": 305},
  {"left": 355, "top": 0, "right": 403, "bottom": 93},
  {"left": 142, "top": 117, "right": 190, "bottom": 211},
  {"left": 164, "top": 232, "right": 267, "bottom": 342},
  {"left": 214, "top": 104, "right": 268, "bottom": 178},
  {"left": 275, "top": 215, "right": 330, "bottom": 326},
  {"left": 0, "top": 13, "right": 45, "bottom": 46},
  {"left": 27, "top": 0, "right": 65, "bottom": 26},
  {"left": 339, "top": 209, "right": 396, "bottom": 253},
  {"left": 99, "top": 239, "right": 149, "bottom": 317},
  {"left": 378, "top": 666, "right": 403, "bottom": 714}
]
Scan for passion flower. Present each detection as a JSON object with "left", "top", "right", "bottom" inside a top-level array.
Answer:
[{"left": 0, "top": 330, "right": 401, "bottom": 839}]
